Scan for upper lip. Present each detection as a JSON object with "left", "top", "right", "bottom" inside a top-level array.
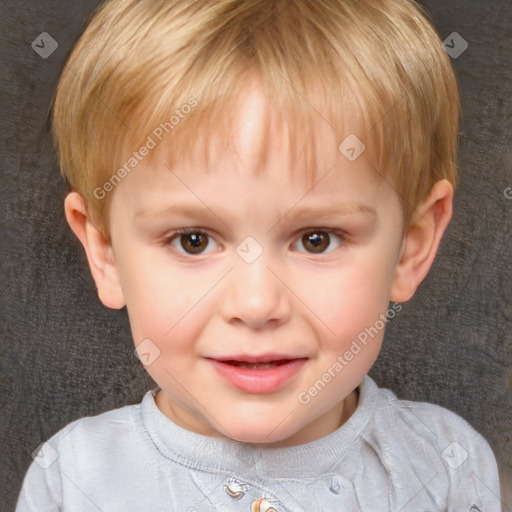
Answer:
[{"left": 207, "top": 354, "right": 308, "bottom": 363}]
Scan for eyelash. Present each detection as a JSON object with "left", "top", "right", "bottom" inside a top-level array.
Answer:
[{"left": 162, "top": 227, "right": 347, "bottom": 260}]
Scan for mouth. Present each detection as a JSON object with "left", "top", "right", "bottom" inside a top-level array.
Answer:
[
  {"left": 209, "top": 353, "right": 308, "bottom": 367},
  {"left": 217, "top": 359, "right": 299, "bottom": 370},
  {"left": 205, "top": 355, "right": 309, "bottom": 394}
]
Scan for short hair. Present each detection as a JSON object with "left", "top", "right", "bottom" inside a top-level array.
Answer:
[{"left": 52, "top": 0, "right": 460, "bottom": 237}]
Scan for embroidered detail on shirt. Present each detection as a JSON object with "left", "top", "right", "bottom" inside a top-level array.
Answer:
[
  {"left": 250, "top": 497, "right": 278, "bottom": 512},
  {"left": 469, "top": 506, "right": 482, "bottom": 512},
  {"left": 223, "top": 477, "right": 247, "bottom": 500},
  {"left": 329, "top": 475, "right": 343, "bottom": 494}
]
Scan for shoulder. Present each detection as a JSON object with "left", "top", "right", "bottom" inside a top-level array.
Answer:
[
  {"left": 362, "top": 377, "right": 496, "bottom": 463},
  {"left": 57, "top": 395, "right": 141, "bottom": 435},
  {"left": 50, "top": 393, "right": 151, "bottom": 461},
  {"left": 358, "top": 377, "right": 501, "bottom": 508},
  {"left": 368, "top": 380, "right": 494, "bottom": 460},
  {"left": 16, "top": 394, "right": 153, "bottom": 511},
  {"left": 32, "top": 394, "right": 149, "bottom": 471}
]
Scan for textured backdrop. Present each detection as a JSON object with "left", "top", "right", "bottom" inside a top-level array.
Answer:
[{"left": 1, "top": 0, "right": 511, "bottom": 511}]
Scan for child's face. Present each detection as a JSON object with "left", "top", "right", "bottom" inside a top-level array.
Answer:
[{"left": 106, "top": 81, "right": 405, "bottom": 446}]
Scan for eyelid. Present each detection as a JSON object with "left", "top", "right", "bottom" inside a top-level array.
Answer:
[
  {"left": 291, "top": 228, "right": 347, "bottom": 254},
  {"left": 162, "top": 227, "right": 220, "bottom": 251},
  {"left": 162, "top": 226, "right": 348, "bottom": 259}
]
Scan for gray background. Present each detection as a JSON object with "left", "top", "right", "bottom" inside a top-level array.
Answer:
[{"left": 1, "top": 0, "right": 511, "bottom": 510}]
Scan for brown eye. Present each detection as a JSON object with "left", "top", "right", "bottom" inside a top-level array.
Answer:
[
  {"left": 164, "top": 229, "right": 217, "bottom": 257},
  {"left": 179, "top": 232, "right": 209, "bottom": 254},
  {"left": 294, "top": 229, "right": 345, "bottom": 255},
  {"left": 301, "top": 231, "right": 330, "bottom": 253}
]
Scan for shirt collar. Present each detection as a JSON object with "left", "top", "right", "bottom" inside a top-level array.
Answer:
[{"left": 141, "top": 375, "right": 379, "bottom": 478}]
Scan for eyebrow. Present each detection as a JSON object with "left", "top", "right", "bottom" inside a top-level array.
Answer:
[
  {"left": 134, "top": 201, "right": 376, "bottom": 224},
  {"left": 279, "top": 203, "right": 376, "bottom": 221}
]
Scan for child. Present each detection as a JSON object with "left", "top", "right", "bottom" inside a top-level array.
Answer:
[{"left": 16, "top": 0, "right": 502, "bottom": 510}]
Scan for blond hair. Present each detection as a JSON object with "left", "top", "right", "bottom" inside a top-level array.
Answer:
[{"left": 52, "top": 0, "right": 460, "bottom": 237}]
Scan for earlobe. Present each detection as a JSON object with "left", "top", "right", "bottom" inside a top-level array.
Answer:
[
  {"left": 390, "top": 179, "right": 453, "bottom": 302},
  {"left": 64, "top": 192, "right": 126, "bottom": 309}
]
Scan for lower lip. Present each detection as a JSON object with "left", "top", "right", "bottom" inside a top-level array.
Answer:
[{"left": 207, "top": 359, "right": 307, "bottom": 394}]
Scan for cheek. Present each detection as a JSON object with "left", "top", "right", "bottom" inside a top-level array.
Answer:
[
  {"left": 298, "top": 251, "right": 397, "bottom": 345},
  {"left": 118, "top": 250, "right": 219, "bottom": 357}
]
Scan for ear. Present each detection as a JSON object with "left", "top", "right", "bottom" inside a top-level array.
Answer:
[
  {"left": 64, "top": 192, "right": 126, "bottom": 309},
  {"left": 390, "top": 179, "right": 453, "bottom": 302}
]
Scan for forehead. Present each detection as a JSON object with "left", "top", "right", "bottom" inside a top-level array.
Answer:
[
  {"left": 109, "top": 78, "right": 400, "bottom": 237},
  {"left": 114, "top": 97, "right": 387, "bottom": 229},
  {"left": 148, "top": 76, "right": 374, "bottom": 192}
]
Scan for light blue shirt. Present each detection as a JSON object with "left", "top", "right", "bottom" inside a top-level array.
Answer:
[{"left": 16, "top": 376, "right": 502, "bottom": 511}]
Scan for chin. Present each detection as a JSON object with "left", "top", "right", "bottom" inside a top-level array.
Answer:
[{"left": 224, "top": 419, "right": 300, "bottom": 446}]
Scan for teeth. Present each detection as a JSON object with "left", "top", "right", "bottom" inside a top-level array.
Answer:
[{"left": 229, "top": 361, "right": 287, "bottom": 369}]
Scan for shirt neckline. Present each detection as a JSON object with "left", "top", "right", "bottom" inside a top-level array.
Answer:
[{"left": 140, "top": 375, "right": 379, "bottom": 478}]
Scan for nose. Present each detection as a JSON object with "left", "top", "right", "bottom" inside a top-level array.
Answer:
[{"left": 220, "top": 255, "right": 291, "bottom": 329}]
